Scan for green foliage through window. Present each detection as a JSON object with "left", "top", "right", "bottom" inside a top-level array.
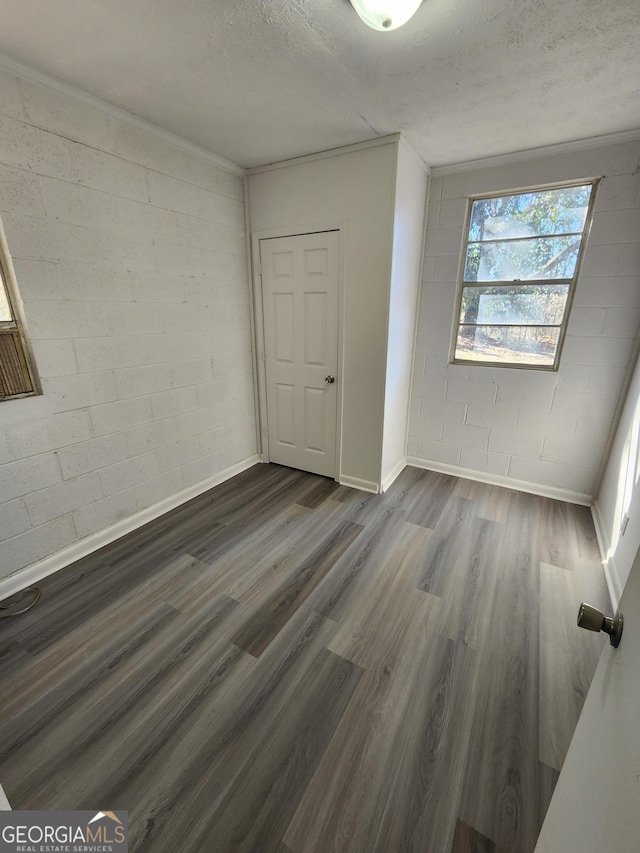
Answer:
[{"left": 454, "top": 182, "right": 596, "bottom": 369}]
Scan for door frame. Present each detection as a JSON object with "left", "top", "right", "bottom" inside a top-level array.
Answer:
[{"left": 250, "top": 222, "right": 347, "bottom": 481}]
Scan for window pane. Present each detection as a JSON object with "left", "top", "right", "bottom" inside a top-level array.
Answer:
[
  {"left": 460, "top": 284, "right": 569, "bottom": 326},
  {"left": 0, "top": 271, "right": 12, "bottom": 322},
  {"left": 455, "top": 325, "right": 560, "bottom": 366},
  {"left": 468, "top": 185, "right": 592, "bottom": 242},
  {"left": 464, "top": 236, "right": 580, "bottom": 282}
]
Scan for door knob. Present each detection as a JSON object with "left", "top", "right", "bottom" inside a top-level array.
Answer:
[
  {"left": 577, "top": 603, "right": 624, "bottom": 647},
  {"left": 325, "top": 375, "right": 335, "bottom": 384}
]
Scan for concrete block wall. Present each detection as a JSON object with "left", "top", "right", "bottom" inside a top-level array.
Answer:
[
  {"left": 408, "top": 140, "right": 640, "bottom": 502},
  {"left": 0, "top": 67, "right": 257, "bottom": 586}
]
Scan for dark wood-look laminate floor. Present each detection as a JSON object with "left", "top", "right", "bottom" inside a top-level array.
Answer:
[{"left": 0, "top": 463, "right": 610, "bottom": 852}]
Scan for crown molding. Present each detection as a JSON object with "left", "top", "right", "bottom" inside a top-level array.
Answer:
[
  {"left": 0, "top": 51, "right": 245, "bottom": 176},
  {"left": 3, "top": 51, "right": 635, "bottom": 185},
  {"left": 431, "top": 129, "right": 640, "bottom": 177},
  {"left": 247, "top": 133, "right": 402, "bottom": 175}
]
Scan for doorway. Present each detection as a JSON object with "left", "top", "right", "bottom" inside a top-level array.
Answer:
[{"left": 259, "top": 230, "right": 340, "bottom": 478}]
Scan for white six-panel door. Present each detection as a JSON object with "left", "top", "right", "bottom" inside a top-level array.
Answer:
[{"left": 260, "top": 231, "right": 339, "bottom": 478}]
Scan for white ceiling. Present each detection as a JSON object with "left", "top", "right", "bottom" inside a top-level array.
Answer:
[{"left": 0, "top": 0, "right": 638, "bottom": 169}]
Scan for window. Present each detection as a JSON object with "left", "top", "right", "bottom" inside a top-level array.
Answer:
[
  {"left": 453, "top": 180, "right": 598, "bottom": 369},
  {"left": 0, "top": 251, "right": 38, "bottom": 400}
]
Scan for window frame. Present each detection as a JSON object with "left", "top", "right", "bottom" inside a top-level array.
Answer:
[
  {"left": 450, "top": 178, "right": 600, "bottom": 371},
  {"left": 0, "top": 241, "right": 40, "bottom": 401}
]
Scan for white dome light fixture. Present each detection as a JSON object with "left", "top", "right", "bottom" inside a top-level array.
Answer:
[{"left": 349, "top": 0, "right": 423, "bottom": 31}]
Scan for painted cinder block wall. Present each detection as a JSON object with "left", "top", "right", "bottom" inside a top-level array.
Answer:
[
  {"left": 408, "top": 140, "right": 640, "bottom": 503},
  {"left": 0, "top": 66, "right": 257, "bottom": 591}
]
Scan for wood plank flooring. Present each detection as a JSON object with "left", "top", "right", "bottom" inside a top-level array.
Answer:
[{"left": 0, "top": 463, "right": 610, "bottom": 852}]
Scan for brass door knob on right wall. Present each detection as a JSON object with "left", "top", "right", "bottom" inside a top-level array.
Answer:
[{"left": 578, "top": 603, "right": 624, "bottom": 647}]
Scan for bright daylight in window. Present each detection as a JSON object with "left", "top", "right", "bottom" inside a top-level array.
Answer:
[
  {"left": 0, "top": 269, "right": 11, "bottom": 322},
  {"left": 453, "top": 181, "right": 597, "bottom": 369}
]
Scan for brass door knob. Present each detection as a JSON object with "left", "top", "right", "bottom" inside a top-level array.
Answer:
[{"left": 577, "top": 603, "right": 624, "bottom": 647}]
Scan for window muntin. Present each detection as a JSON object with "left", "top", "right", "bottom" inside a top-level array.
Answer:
[{"left": 453, "top": 181, "right": 597, "bottom": 369}]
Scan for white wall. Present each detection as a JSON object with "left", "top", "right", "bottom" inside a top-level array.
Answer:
[
  {"left": 380, "top": 142, "right": 428, "bottom": 489},
  {"left": 248, "top": 139, "right": 398, "bottom": 490},
  {"left": 594, "top": 346, "right": 640, "bottom": 605},
  {"left": 0, "top": 67, "right": 257, "bottom": 591},
  {"left": 408, "top": 141, "right": 640, "bottom": 503}
]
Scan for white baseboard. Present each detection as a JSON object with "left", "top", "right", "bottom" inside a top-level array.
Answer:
[
  {"left": 381, "top": 458, "right": 406, "bottom": 493},
  {"left": 0, "top": 783, "right": 11, "bottom": 810},
  {"left": 406, "top": 456, "right": 592, "bottom": 506},
  {"left": 0, "top": 455, "right": 260, "bottom": 602},
  {"left": 338, "top": 474, "right": 380, "bottom": 494},
  {"left": 591, "top": 499, "right": 623, "bottom": 609}
]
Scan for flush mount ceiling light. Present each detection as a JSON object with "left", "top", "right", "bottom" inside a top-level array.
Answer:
[{"left": 349, "top": 0, "right": 423, "bottom": 31}]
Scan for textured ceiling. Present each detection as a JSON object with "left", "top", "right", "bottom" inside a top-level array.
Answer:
[{"left": 0, "top": 0, "right": 638, "bottom": 168}]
